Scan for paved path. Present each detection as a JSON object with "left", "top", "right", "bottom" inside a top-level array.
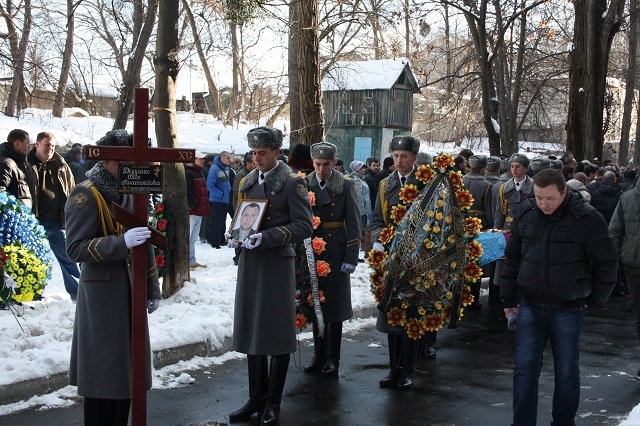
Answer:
[{"left": 2, "top": 296, "right": 639, "bottom": 425}]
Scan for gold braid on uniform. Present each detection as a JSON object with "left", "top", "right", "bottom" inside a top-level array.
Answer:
[{"left": 90, "top": 186, "right": 123, "bottom": 237}]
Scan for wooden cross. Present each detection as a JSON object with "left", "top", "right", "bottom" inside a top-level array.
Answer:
[{"left": 83, "top": 88, "right": 195, "bottom": 425}]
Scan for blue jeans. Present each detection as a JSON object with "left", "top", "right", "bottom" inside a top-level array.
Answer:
[
  {"left": 513, "top": 300, "right": 584, "bottom": 426},
  {"left": 40, "top": 218, "right": 80, "bottom": 300},
  {"left": 189, "top": 215, "right": 202, "bottom": 266}
]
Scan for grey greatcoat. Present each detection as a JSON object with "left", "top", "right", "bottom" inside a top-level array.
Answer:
[
  {"left": 306, "top": 170, "right": 361, "bottom": 322},
  {"left": 370, "top": 169, "right": 419, "bottom": 334},
  {"left": 65, "top": 179, "right": 160, "bottom": 399},
  {"left": 491, "top": 176, "right": 534, "bottom": 231},
  {"left": 463, "top": 172, "right": 494, "bottom": 230},
  {"left": 233, "top": 161, "right": 313, "bottom": 355}
]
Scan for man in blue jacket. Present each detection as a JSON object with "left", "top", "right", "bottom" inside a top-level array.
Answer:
[
  {"left": 207, "top": 151, "right": 231, "bottom": 249},
  {"left": 501, "top": 168, "right": 617, "bottom": 426}
]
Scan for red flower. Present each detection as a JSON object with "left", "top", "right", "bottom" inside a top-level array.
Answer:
[
  {"left": 157, "top": 219, "right": 168, "bottom": 231},
  {"left": 155, "top": 254, "right": 165, "bottom": 267},
  {"left": 155, "top": 204, "right": 164, "bottom": 214},
  {"left": 295, "top": 314, "right": 308, "bottom": 329}
]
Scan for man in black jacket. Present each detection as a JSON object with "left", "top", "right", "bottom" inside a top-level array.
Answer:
[
  {"left": 500, "top": 169, "right": 617, "bottom": 426},
  {"left": 0, "top": 129, "right": 32, "bottom": 207}
]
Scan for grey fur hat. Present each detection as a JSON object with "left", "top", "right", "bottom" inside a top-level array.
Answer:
[
  {"left": 550, "top": 159, "right": 564, "bottom": 170},
  {"left": 310, "top": 142, "right": 337, "bottom": 160},
  {"left": 96, "top": 129, "right": 133, "bottom": 147},
  {"left": 247, "top": 126, "right": 283, "bottom": 149},
  {"left": 509, "top": 153, "right": 530, "bottom": 168},
  {"left": 531, "top": 156, "right": 551, "bottom": 173},
  {"left": 416, "top": 152, "right": 433, "bottom": 166},
  {"left": 389, "top": 135, "right": 420, "bottom": 154},
  {"left": 486, "top": 156, "right": 501, "bottom": 172},
  {"left": 469, "top": 155, "right": 487, "bottom": 169}
]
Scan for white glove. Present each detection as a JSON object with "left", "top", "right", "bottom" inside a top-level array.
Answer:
[
  {"left": 224, "top": 231, "right": 233, "bottom": 239},
  {"left": 373, "top": 242, "right": 385, "bottom": 252},
  {"left": 242, "top": 233, "right": 263, "bottom": 249},
  {"left": 124, "top": 227, "right": 152, "bottom": 249},
  {"left": 340, "top": 263, "right": 356, "bottom": 274},
  {"left": 227, "top": 238, "right": 236, "bottom": 248},
  {"left": 147, "top": 299, "right": 160, "bottom": 314}
]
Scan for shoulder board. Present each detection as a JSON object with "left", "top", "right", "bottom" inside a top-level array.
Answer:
[
  {"left": 79, "top": 180, "right": 94, "bottom": 188},
  {"left": 343, "top": 175, "right": 352, "bottom": 181}
]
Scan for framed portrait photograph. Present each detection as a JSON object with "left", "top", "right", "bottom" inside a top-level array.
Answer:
[{"left": 229, "top": 199, "right": 268, "bottom": 241}]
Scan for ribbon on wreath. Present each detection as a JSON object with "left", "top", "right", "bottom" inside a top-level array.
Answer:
[{"left": 303, "top": 237, "right": 325, "bottom": 338}]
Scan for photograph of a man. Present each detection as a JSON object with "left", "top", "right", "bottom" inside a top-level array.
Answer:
[{"left": 231, "top": 202, "right": 262, "bottom": 241}]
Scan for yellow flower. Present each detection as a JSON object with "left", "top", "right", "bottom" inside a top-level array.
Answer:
[
  {"left": 432, "top": 225, "right": 441, "bottom": 233},
  {"left": 445, "top": 215, "right": 452, "bottom": 224},
  {"left": 434, "top": 301, "right": 443, "bottom": 310},
  {"left": 427, "top": 210, "right": 434, "bottom": 217},
  {"left": 446, "top": 291, "right": 453, "bottom": 299},
  {"left": 418, "top": 307, "right": 426, "bottom": 315},
  {"left": 435, "top": 212, "right": 443, "bottom": 221}
]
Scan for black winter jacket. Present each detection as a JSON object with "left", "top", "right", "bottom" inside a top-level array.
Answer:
[
  {"left": 587, "top": 180, "right": 622, "bottom": 224},
  {"left": 500, "top": 191, "right": 617, "bottom": 309},
  {"left": 0, "top": 142, "right": 32, "bottom": 208}
]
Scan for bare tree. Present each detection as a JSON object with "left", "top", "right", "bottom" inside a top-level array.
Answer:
[
  {"left": 298, "top": 0, "right": 324, "bottom": 146},
  {"left": 1, "top": 0, "right": 32, "bottom": 117},
  {"left": 155, "top": 0, "right": 189, "bottom": 296},
  {"left": 619, "top": 0, "right": 639, "bottom": 166},
  {"left": 52, "top": 0, "right": 75, "bottom": 118},
  {"left": 566, "top": 0, "right": 626, "bottom": 161}
]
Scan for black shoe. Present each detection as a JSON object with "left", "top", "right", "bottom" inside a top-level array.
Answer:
[
  {"left": 466, "top": 302, "right": 482, "bottom": 311},
  {"left": 396, "top": 371, "right": 413, "bottom": 390},
  {"left": 229, "top": 398, "right": 265, "bottom": 423},
  {"left": 303, "top": 355, "right": 326, "bottom": 374},
  {"left": 320, "top": 357, "right": 339, "bottom": 377},
  {"left": 422, "top": 344, "right": 436, "bottom": 359},
  {"left": 261, "top": 401, "right": 280, "bottom": 425},
  {"left": 379, "top": 369, "right": 401, "bottom": 388}
]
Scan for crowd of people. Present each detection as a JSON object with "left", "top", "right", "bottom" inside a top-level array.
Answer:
[{"left": 1, "top": 125, "right": 638, "bottom": 426}]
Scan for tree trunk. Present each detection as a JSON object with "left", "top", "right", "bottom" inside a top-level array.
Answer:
[
  {"left": 53, "top": 0, "right": 74, "bottom": 118},
  {"left": 182, "top": 0, "right": 223, "bottom": 119},
  {"left": 113, "top": 0, "right": 158, "bottom": 129},
  {"left": 226, "top": 21, "right": 241, "bottom": 125},
  {"left": 155, "top": 0, "right": 188, "bottom": 297},
  {"left": 619, "top": 0, "right": 638, "bottom": 166},
  {"left": 3, "top": 0, "right": 31, "bottom": 117},
  {"left": 566, "top": 0, "right": 625, "bottom": 161},
  {"left": 288, "top": 0, "right": 301, "bottom": 151},
  {"left": 297, "top": 0, "right": 324, "bottom": 146}
]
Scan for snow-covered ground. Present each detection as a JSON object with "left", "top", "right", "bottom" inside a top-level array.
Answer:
[{"left": 0, "top": 109, "right": 638, "bottom": 424}]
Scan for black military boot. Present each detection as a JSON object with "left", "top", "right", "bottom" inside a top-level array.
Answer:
[
  {"left": 422, "top": 331, "right": 437, "bottom": 359},
  {"left": 304, "top": 321, "right": 326, "bottom": 373},
  {"left": 379, "top": 334, "right": 402, "bottom": 388},
  {"left": 321, "top": 322, "right": 342, "bottom": 377},
  {"left": 229, "top": 355, "right": 268, "bottom": 422},
  {"left": 397, "top": 336, "right": 417, "bottom": 390},
  {"left": 262, "top": 354, "right": 290, "bottom": 425}
]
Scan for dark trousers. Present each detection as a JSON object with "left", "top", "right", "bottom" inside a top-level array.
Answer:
[
  {"left": 200, "top": 202, "right": 214, "bottom": 243},
  {"left": 209, "top": 201, "right": 228, "bottom": 247},
  {"left": 83, "top": 397, "right": 130, "bottom": 426}
]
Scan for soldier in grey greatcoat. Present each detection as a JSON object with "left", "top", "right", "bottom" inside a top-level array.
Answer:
[
  {"left": 303, "top": 142, "right": 361, "bottom": 377},
  {"left": 483, "top": 155, "right": 504, "bottom": 305},
  {"left": 463, "top": 155, "right": 493, "bottom": 309},
  {"left": 64, "top": 130, "right": 160, "bottom": 425},
  {"left": 491, "top": 153, "right": 533, "bottom": 289},
  {"left": 227, "top": 126, "right": 313, "bottom": 425},
  {"left": 370, "top": 135, "right": 427, "bottom": 390}
]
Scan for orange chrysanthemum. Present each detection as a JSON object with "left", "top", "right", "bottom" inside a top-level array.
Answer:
[
  {"left": 423, "top": 314, "right": 445, "bottom": 332},
  {"left": 387, "top": 307, "right": 406, "bottom": 327},
  {"left": 434, "top": 153, "right": 455, "bottom": 169},
  {"left": 464, "top": 217, "right": 483, "bottom": 236},
  {"left": 399, "top": 184, "right": 419, "bottom": 204},
  {"left": 456, "top": 189, "right": 474, "bottom": 209},
  {"left": 297, "top": 171, "right": 306, "bottom": 179},
  {"left": 367, "top": 249, "right": 388, "bottom": 269},
  {"left": 316, "top": 260, "right": 331, "bottom": 277},
  {"left": 373, "top": 285, "right": 385, "bottom": 302},
  {"left": 391, "top": 204, "right": 408, "bottom": 224},
  {"left": 295, "top": 314, "right": 308, "bottom": 329},
  {"left": 308, "top": 191, "right": 316, "bottom": 206},
  {"left": 449, "top": 171, "right": 463, "bottom": 189},
  {"left": 443, "top": 303, "right": 452, "bottom": 319},
  {"left": 415, "top": 164, "right": 435, "bottom": 183},
  {"left": 370, "top": 270, "right": 385, "bottom": 288},
  {"left": 405, "top": 318, "right": 426, "bottom": 340},
  {"left": 312, "top": 216, "right": 321, "bottom": 229},
  {"left": 466, "top": 240, "right": 483, "bottom": 260},
  {"left": 462, "top": 291, "right": 475, "bottom": 306},
  {"left": 464, "top": 262, "right": 483, "bottom": 282},
  {"left": 379, "top": 227, "right": 396, "bottom": 245},
  {"left": 312, "top": 236, "right": 327, "bottom": 255}
]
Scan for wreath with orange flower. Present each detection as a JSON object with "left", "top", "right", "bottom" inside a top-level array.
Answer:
[
  {"left": 367, "top": 153, "right": 483, "bottom": 339},
  {"left": 149, "top": 202, "right": 173, "bottom": 277},
  {"left": 294, "top": 175, "right": 332, "bottom": 328}
]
